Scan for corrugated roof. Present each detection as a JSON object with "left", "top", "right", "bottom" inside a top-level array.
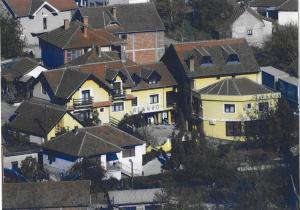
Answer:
[
  {"left": 3, "top": 181, "right": 91, "bottom": 209},
  {"left": 38, "top": 21, "right": 122, "bottom": 50},
  {"left": 78, "top": 3, "right": 165, "bottom": 33},
  {"left": 1, "top": 57, "right": 39, "bottom": 81},
  {"left": 198, "top": 77, "right": 274, "bottom": 95},
  {"left": 169, "top": 38, "right": 260, "bottom": 78},
  {"left": 108, "top": 188, "right": 162, "bottom": 205}
]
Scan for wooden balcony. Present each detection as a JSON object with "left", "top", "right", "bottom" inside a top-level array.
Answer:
[
  {"left": 111, "top": 89, "right": 126, "bottom": 100},
  {"left": 73, "top": 97, "right": 93, "bottom": 109}
]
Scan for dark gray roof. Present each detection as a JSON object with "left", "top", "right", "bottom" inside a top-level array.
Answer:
[
  {"left": 64, "top": 47, "right": 120, "bottom": 67},
  {"left": 277, "top": 0, "right": 298, "bottom": 11},
  {"left": 43, "top": 125, "right": 144, "bottom": 157},
  {"left": 77, "top": 3, "right": 165, "bottom": 33},
  {"left": 3, "top": 142, "right": 41, "bottom": 157},
  {"left": 1, "top": 57, "right": 39, "bottom": 81},
  {"left": 9, "top": 98, "right": 68, "bottom": 137},
  {"left": 3, "top": 180, "right": 91, "bottom": 209},
  {"left": 198, "top": 78, "right": 274, "bottom": 95},
  {"left": 250, "top": 0, "right": 287, "bottom": 7},
  {"left": 41, "top": 68, "right": 103, "bottom": 100},
  {"left": 170, "top": 39, "right": 261, "bottom": 78},
  {"left": 39, "top": 20, "right": 122, "bottom": 50}
]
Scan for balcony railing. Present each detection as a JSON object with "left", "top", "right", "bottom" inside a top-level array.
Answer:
[
  {"left": 73, "top": 97, "right": 93, "bottom": 108},
  {"left": 106, "top": 162, "right": 121, "bottom": 171},
  {"left": 111, "top": 89, "right": 126, "bottom": 99}
]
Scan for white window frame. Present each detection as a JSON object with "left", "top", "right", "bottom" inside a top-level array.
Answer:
[
  {"left": 111, "top": 102, "right": 125, "bottom": 112},
  {"left": 247, "top": 29, "right": 253, "bottom": 36},
  {"left": 224, "top": 104, "right": 236, "bottom": 113},
  {"left": 149, "top": 94, "right": 159, "bottom": 104}
]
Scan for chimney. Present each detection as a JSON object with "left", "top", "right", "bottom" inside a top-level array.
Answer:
[
  {"left": 73, "top": 126, "right": 79, "bottom": 135},
  {"left": 64, "top": 19, "right": 70, "bottom": 30},
  {"left": 83, "top": 16, "right": 88, "bottom": 37},
  {"left": 112, "top": 7, "right": 117, "bottom": 19},
  {"left": 96, "top": 46, "right": 102, "bottom": 57},
  {"left": 189, "top": 57, "right": 195, "bottom": 72}
]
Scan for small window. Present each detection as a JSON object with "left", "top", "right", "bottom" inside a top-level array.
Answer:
[
  {"left": 132, "top": 97, "right": 138, "bottom": 106},
  {"left": 100, "top": 107, "right": 104, "bottom": 112},
  {"left": 121, "top": 34, "right": 127, "bottom": 40},
  {"left": 226, "top": 121, "right": 241, "bottom": 136},
  {"left": 150, "top": 94, "right": 159, "bottom": 104},
  {"left": 112, "top": 102, "right": 124, "bottom": 112},
  {"left": 41, "top": 85, "right": 47, "bottom": 95},
  {"left": 227, "top": 54, "right": 240, "bottom": 63},
  {"left": 224, "top": 104, "right": 235, "bottom": 113},
  {"left": 122, "top": 147, "right": 135, "bottom": 158},
  {"left": 43, "top": 17, "right": 47, "bottom": 30},
  {"left": 259, "top": 102, "right": 269, "bottom": 112},
  {"left": 247, "top": 29, "right": 253, "bottom": 35},
  {"left": 247, "top": 103, "right": 251, "bottom": 109}
]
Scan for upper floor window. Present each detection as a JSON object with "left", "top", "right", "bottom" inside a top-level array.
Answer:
[
  {"left": 259, "top": 102, "right": 269, "bottom": 112},
  {"left": 200, "top": 56, "right": 213, "bottom": 66},
  {"left": 123, "top": 147, "right": 135, "bottom": 158},
  {"left": 81, "top": 90, "right": 91, "bottom": 101},
  {"left": 113, "top": 81, "right": 122, "bottom": 95},
  {"left": 224, "top": 104, "right": 235, "bottom": 113},
  {"left": 66, "top": 49, "right": 82, "bottom": 62},
  {"left": 112, "top": 102, "right": 124, "bottom": 112},
  {"left": 43, "top": 18, "right": 47, "bottom": 30},
  {"left": 132, "top": 97, "right": 138, "bottom": 107},
  {"left": 247, "top": 29, "right": 253, "bottom": 36},
  {"left": 150, "top": 94, "right": 159, "bottom": 104}
]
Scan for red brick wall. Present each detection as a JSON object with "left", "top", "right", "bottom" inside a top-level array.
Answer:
[{"left": 125, "top": 31, "right": 165, "bottom": 64}]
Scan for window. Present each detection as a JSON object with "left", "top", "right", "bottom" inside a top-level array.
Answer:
[
  {"left": 112, "top": 102, "right": 124, "bottom": 112},
  {"left": 41, "top": 85, "right": 47, "bottom": 95},
  {"left": 227, "top": 54, "right": 240, "bottom": 63},
  {"left": 48, "top": 154, "right": 56, "bottom": 164},
  {"left": 66, "top": 49, "right": 82, "bottom": 62},
  {"left": 132, "top": 97, "right": 138, "bottom": 106},
  {"left": 226, "top": 121, "right": 241, "bottom": 136},
  {"left": 149, "top": 78, "right": 158, "bottom": 84},
  {"left": 100, "top": 107, "right": 104, "bottom": 112},
  {"left": 247, "top": 103, "right": 251, "bottom": 109},
  {"left": 122, "top": 147, "right": 135, "bottom": 158},
  {"left": 113, "top": 81, "right": 122, "bottom": 95},
  {"left": 224, "top": 104, "right": 235, "bottom": 113},
  {"left": 247, "top": 29, "right": 253, "bottom": 35},
  {"left": 259, "top": 102, "right": 269, "bottom": 112},
  {"left": 150, "top": 94, "right": 159, "bottom": 104},
  {"left": 121, "top": 34, "right": 127, "bottom": 40},
  {"left": 43, "top": 17, "right": 47, "bottom": 30},
  {"left": 200, "top": 56, "right": 213, "bottom": 66}
]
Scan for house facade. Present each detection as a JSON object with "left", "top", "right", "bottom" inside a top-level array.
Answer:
[
  {"left": 75, "top": 0, "right": 149, "bottom": 7},
  {"left": 42, "top": 125, "right": 146, "bottom": 180},
  {"left": 38, "top": 17, "right": 123, "bottom": 68},
  {"left": 217, "top": 3, "right": 273, "bottom": 47},
  {"left": 2, "top": 0, "right": 77, "bottom": 57},
  {"left": 161, "top": 38, "right": 281, "bottom": 139},
  {"left": 8, "top": 98, "right": 83, "bottom": 144},
  {"left": 277, "top": 0, "right": 298, "bottom": 25},
  {"left": 1, "top": 57, "right": 47, "bottom": 103},
  {"left": 75, "top": 3, "right": 165, "bottom": 64}
]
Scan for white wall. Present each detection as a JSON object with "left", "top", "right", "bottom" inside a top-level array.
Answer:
[
  {"left": 278, "top": 11, "right": 298, "bottom": 25},
  {"left": 25, "top": 65, "right": 47, "bottom": 78},
  {"left": 120, "top": 144, "right": 146, "bottom": 176},
  {"left": 30, "top": 135, "right": 45, "bottom": 144},
  {"left": 4, "top": 153, "right": 38, "bottom": 169},
  {"left": 43, "top": 154, "right": 77, "bottom": 174},
  {"left": 32, "top": 81, "right": 51, "bottom": 101},
  {"left": 232, "top": 10, "right": 273, "bottom": 47}
]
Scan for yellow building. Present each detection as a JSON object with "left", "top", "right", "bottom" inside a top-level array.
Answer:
[
  {"left": 8, "top": 98, "right": 83, "bottom": 144},
  {"left": 197, "top": 78, "right": 280, "bottom": 140}
]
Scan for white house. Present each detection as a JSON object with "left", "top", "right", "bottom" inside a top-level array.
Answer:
[
  {"left": 2, "top": 0, "right": 77, "bottom": 57},
  {"left": 277, "top": 0, "right": 298, "bottom": 25},
  {"left": 42, "top": 125, "right": 146, "bottom": 180},
  {"left": 217, "top": 3, "right": 273, "bottom": 47}
]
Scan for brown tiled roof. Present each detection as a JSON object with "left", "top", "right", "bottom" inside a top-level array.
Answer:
[
  {"left": 39, "top": 21, "right": 122, "bottom": 50},
  {"left": 198, "top": 77, "right": 274, "bottom": 95},
  {"left": 3, "top": 0, "right": 76, "bottom": 17},
  {"left": 1, "top": 57, "right": 39, "bottom": 81},
  {"left": 77, "top": 3, "right": 165, "bottom": 33},
  {"left": 3, "top": 181, "right": 91, "bottom": 209},
  {"left": 42, "top": 125, "right": 144, "bottom": 157},
  {"left": 168, "top": 38, "right": 260, "bottom": 78},
  {"left": 127, "top": 62, "right": 177, "bottom": 91},
  {"left": 78, "top": 61, "right": 135, "bottom": 89}
]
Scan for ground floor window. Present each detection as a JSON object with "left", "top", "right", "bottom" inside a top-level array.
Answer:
[
  {"left": 226, "top": 121, "right": 241, "bottom": 136},
  {"left": 112, "top": 102, "right": 124, "bottom": 112}
]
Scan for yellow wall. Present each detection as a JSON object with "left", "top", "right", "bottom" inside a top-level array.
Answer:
[
  {"left": 68, "top": 80, "right": 110, "bottom": 108},
  {"left": 200, "top": 92, "right": 280, "bottom": 140},
  {"left": 110, "top": 99, "right": 132, "bottom": 121},
  {"left": 47, "top": 113, "right": 83, "bottom": 140},
  {"left": 193, "top": 72, "right": 261, "bottom": 90}
]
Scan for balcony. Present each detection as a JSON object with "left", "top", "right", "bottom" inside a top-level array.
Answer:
[
  {"left": 111, "top": 89, "right": 126, "bottom": 100},
  {"left": 73, "top": 97, "right": 93, "bottom": 109}
]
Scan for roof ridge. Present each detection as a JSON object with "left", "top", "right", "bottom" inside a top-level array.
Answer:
[
  {"left": 62, "top": 23, "right": 81, "bottom": 49},
  {"left": 77, "top": 131, "right": 87, "bottom": 156},
  {"left": 217, "top": 79, "right": 226, "bottom": 95},
  {"left": 85, "top": 131, "right": 123, "bottom": 150},
  {"left": 106, "top": 125, "right": 145, "bottom": 144},
  {"left": 55, "top": 69, "right": 66, "bottom": 95},
  {"left": 174, "top": 38, "right": 245, "bottom": 46}
]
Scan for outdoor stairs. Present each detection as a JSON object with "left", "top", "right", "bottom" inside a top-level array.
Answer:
[
  {"left": 120, "top": 162, "right": 143, "bottom": 177},
  {"left": 109, "top": 116, "right": 120, "bottom": 128}
]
